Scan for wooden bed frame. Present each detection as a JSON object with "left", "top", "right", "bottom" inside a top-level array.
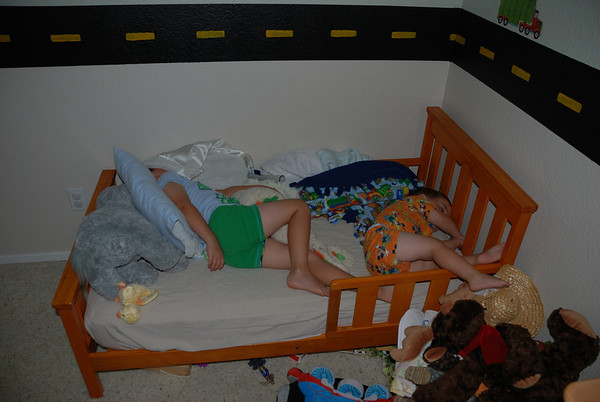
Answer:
[{"left": 53, "top": 107, "right": 538, "bottom": 398}]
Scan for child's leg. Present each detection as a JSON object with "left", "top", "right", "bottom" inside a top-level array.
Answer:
[
  {"left": 396, "top": 232, "right": 509, "bottom": 292},
  {"left": 257, "top": 199, "right": 329, "bottom": 296},
  {"left": 462, "top": 243, "right": 505, "bottom": 266},
  {"left": 262, "top": 238, "right": 393, "bottom": 302}
]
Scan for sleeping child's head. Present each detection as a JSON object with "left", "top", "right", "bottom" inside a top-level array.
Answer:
[{"left": 411, "top": 187, "right": 451, "bottom": 216}]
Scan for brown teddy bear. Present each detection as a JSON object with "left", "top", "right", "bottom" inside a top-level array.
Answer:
[
  {"left": 391, "top": 265, "right": 545, "bottom": 366},
  {"left": 410, "top": 305, "right": 599, "bottom": 402},
  {"left": 391, "top": 266, "right": 598, "bottom": 401},
  {"left": 390, "top": 282, "right": 485, "bottom": 368}
]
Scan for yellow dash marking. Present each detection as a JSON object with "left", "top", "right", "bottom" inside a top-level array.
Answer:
[
  {"left": 391, "top": 31, "right": 416, "bottom": 39},
  {"left": 449, "top": 33, "right": 465, "bottom": 45},
  {"left": 0, "top": 34, "right": 11, "bottom": 43},
  {"left": 266, "top": 30, "right": 294, "bottom": 38},
  {"left": 557, "top": 92, "right": 582, "bottom": 113},
  {"left": 196, "top": 30, "right": 225, "bottom": 39},
  {"left": 479, "top": 46, "right": 495, "bottom": 60},
  {"left": 50, "top": 34, "right": 81, "bottom": 42},
  {"left": 126, "top": 32, "right": 155, "bottom": 41},
  {"left": 331, "top": 30, "right": 357, "bottom": 38},
  {"left": 511, "top": 65, "right": 530, "bottom": 82}
]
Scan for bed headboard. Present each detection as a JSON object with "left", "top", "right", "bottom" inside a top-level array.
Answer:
[{"left": 394, "top": 106, "right": 538, "bottom": 265}]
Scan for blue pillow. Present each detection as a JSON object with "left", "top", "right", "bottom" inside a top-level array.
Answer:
[
  {"left": 113, "top": 147, "right": 204, "bottom": 258},
  {"left": 291, "top": 160, "right": 419, "bottom": 195}
]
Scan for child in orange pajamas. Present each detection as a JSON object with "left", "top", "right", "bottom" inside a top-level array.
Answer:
[{"left": 363, "top": 188, "right": 509, "bottom": 292}]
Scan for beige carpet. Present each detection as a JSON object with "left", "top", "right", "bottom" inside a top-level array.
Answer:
[{"left": 0, "top": 261, "right": 390, "bottom": 401}]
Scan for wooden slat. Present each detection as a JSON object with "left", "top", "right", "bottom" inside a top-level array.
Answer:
[
  {"left": 438, "top": 154, "right": 456, "bottom": 196},
  {"left": 416, "top": 115, "right": 435, "bottom": 183},
  {"left": 426, "top": 140, "right": 444, "bottom": 188},
  {"left": 450, "top": 166, "right": 473, "bottom": 229},
  {"left": 387, "top": 281, "right": 416, "bottom": 323},
  {"left": 352, "top": 286, "right": 378, "bottom": 327},
  {"left": 325, "top": 288, "right": 342, "bottom": 333},
  {"left": 485, "top": 210, "right": 508, "bottom": 250},
  {"left": 462, "top": 192, "right": 488, "bottom": 255},
  {"left": 423, "top": 277, "right": 451, "bottom": 311},
  {"left": 498, "top": 212, "right": 534, "bottom": 265}
]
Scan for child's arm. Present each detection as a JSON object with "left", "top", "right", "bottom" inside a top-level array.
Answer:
[
  {"left": 217, "top": 184, "right": 280, "bottom": 198},
  {"left": 428, "top": 209, "right": 464, "bottom": 249},
  {"left": 162, "top": 182, "right": 225, "bottom": 271}
]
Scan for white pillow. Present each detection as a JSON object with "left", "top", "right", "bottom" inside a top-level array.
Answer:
[
  {"left": 260, "top": 149, "right": 324, "bottom": 183},
  {"left": 113, "top": 147, "right": 204, "bottom": 258}
]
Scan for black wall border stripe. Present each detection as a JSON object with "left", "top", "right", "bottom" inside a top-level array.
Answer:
[
  {"left": 1, "top": 4, "right": 597, "bottom": 164},
  {"left": 0, "top": 5, "right": 458, "bottom": 65},
  {"left": 452, "top": 10, "right": 599, "bottom": 165}
]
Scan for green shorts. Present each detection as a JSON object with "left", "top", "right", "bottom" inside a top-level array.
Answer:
[{"left": 208, "top": 204, "right": 266, "bottom": 268}]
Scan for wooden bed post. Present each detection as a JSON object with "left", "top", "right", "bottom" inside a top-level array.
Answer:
[
  {"left": 53, "top": 261, "right": 104, "bottom": 398},
  {"left": 52, "top": 170, "right": 117, "bottom": 398}
]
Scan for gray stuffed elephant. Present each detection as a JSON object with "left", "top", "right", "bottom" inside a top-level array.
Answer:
[{"left": 71, "top": 184, "right": 188, "bottom": 301}]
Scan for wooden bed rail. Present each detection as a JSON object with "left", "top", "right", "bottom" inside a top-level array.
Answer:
[{"left": 52, "top": 107, "right": 537, "bottom": 398}]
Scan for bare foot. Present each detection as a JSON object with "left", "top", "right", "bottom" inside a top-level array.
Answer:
[
  {"left": 467, "top": 272, "right": 509, "bottom": 292},
  {"left": 287, "top": 270, "right": 329, "bottom": 296},
  {"left": 475, "top": 243, "right": 505, "bottom": 265}
]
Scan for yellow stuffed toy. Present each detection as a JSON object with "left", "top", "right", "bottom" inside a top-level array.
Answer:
[{"left": 115, "top": 282, "right": 159, "bottom": 324}]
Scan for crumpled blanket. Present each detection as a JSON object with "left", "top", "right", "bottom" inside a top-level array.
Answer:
[{"left": 298, "top": 177, "right": 421, "bottom": 239}]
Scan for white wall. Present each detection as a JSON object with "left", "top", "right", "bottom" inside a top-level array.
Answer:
[
  {"left": 443, "top": 64, "right": 600, "bottom": 379},
  {"left": 0, "top": 61, "right": 449, "bottom": 261}
]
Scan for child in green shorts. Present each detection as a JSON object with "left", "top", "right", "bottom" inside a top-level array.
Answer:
[{"left": 153, "top": 169, "right": 373, "bottom": 298}]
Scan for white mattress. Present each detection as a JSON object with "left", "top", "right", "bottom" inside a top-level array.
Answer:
[{"left": 85, "top": 219, "right": 429, "bottom": 352}]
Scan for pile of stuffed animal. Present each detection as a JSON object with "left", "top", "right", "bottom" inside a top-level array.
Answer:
[{"left": 390, "top": 266, "right": 599, "bottom": 402}]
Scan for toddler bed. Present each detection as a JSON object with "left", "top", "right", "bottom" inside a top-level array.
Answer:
[{"left": 53, "top": 107, "right": 538, "bottom": 398}]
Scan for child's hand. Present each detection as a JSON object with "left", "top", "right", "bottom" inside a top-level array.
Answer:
[
  {"left": 444, "top": 235, "right": 464, "bottom": 250},
  {"left": 454, "top": 234, "right": 465, "bottom": 247},
  {"left": 206, "top": 241, "right": 225, "bottom": 271}
]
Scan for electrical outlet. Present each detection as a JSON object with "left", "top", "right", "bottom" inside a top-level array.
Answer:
[{"left": 67, "top": 187, "right": 87, "bottom": 211}]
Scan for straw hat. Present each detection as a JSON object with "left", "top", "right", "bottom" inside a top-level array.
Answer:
[{"left": 474, "top": 264, "right": 544, "bottom": 337}]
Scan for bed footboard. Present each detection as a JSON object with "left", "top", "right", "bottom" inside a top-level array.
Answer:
[{"left": 53, "top": 107, "right": 537, "bottom": 398}]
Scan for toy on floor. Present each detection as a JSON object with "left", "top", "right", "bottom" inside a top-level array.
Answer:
[
  {"left": 411, "top": 304, "right": 599, "bottom": 402},
  {"left": 391, "top": 265, "right": 544, "bottom": 364},
  {"left": 277, "top": 367, "right": 394, "bottom": 401},
  {"left": 115, "top": 282, "right": 159, "bottom": 324},
  {"left": 248, "top": 358, "right": 274, "bottom": 385},
  {"left": 390, "top": 265, "right": 546, "bottom": 399}
]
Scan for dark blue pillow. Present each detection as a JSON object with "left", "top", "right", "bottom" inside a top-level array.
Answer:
[{"left": 291, "top": 160, "right": 418, "bottom": 195}]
